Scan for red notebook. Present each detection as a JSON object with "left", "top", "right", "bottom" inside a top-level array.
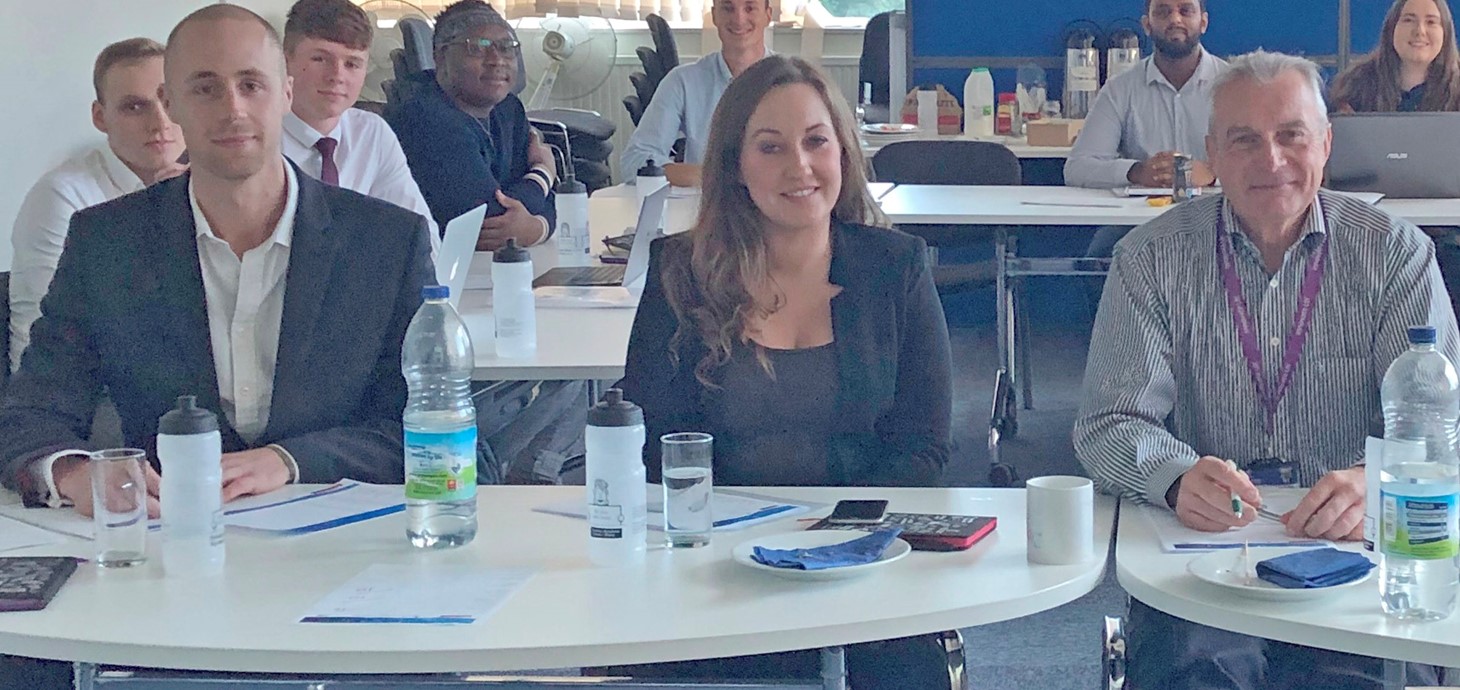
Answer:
[{"left": 806, "top": 513, "right": 997, "bottom": 552}]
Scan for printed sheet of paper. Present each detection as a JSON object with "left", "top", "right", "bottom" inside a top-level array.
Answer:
[{"left": 301, "top": 564, "right": 534, "bottom": 624}]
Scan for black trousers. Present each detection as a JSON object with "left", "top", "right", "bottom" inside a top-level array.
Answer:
[{"left": 1127, "top": 599, "right": 1442, "bottom": 690}]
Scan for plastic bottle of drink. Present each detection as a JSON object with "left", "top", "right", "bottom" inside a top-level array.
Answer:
[
  {"left": 402, "top": 285, "right": 478, "bottom": 549},
  {"left": 1379, "top": 325, "right": 1460, "bottom": 620},
  {"left": 158, "top": 395, "right": 224, "bottom": 577},
  {"left": 962, "top": 68, "right": 996, "bottom": 138},
  {"left": 554, "top": 171, "right": 590, "bottom": 268},
  {"left": 492, "top": 239, "right": 537, "bottom": 359},
  {"left": 585, "top": 388, "right": 647, "bottom": 567}
]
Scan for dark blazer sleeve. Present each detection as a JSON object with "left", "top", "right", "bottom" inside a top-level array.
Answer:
[
  {"left": 391, "top": 94, "right": 552, "bottom": 232},
  {"left": 0, "top": 211, "right": 105, "bottom": 498},
  {"left": 616, "top": 237, "right": 704, "bottom": 482},
  {"left": 270, "top": 215, "right": 434, "bottom": 483},
  {"left": 868, "top": 239, "right": 953, "bottom": 486}
]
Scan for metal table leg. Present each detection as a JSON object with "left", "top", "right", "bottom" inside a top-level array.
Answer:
[
  {"left": 74, "top": 661, "right": 98, "bottom": 690},
  {"left": 1382, "top": 658, "right": 1406, "bottom": 690},
  {"left": 819, "top": 646, "right": 847, "bottom": 690}
]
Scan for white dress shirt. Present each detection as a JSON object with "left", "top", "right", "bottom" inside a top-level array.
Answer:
[
  {"left": 29, "top": 163, "right": 301, "bottom": 506},
  {"left": 9, "top": 145, "right": 145, "bottom": 372},
  {"left": 1064, "top": 49, "right": 1229, "bottom": 189},
  {"left": 191, "top": 164, "right": 299, "bottom": 443},
  {"left": 282, "top": 109, "right": 439, "bottom": 253}
]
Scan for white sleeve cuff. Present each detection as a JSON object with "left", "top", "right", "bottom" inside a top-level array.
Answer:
[
  {"left": 533, "top": 216, "right": 551, "bottom": 246},
  {"left": 32, "top": 449, "right": 88, "bottom": 509}
]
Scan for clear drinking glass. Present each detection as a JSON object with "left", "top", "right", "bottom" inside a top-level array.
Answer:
[
  {"left": 90, "top": 449, "right": 149, "bottom": 568},
  {"left": 661, "top": 432, "right": 713, "bottom": 548}
]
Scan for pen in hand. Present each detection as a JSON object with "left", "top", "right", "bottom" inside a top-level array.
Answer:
[{"left": 1225, "top": 459, "right": 1244, "bottom": 519}]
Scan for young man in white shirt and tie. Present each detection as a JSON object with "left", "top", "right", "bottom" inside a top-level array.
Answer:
[
  {"left": 280, "top": 0, "right": 437, "bottom": 244},
  {"left": 9, "top": 38, "right": 186, "bottom": 372}
]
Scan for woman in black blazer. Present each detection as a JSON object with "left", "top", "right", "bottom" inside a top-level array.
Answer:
[{"left": 613, "top": 55, "right": 957, "bottom": 690}]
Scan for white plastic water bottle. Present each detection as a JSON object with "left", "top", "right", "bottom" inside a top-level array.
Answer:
[
  {"left": 158, "top": 395, "right": 224, "bottom": 577},
  {"left": 963, "top": 67, "right": 996, "bottom": 138},
  {"left": 403, "top": 285, "right": 478, "bottom": 549},
  {"left": 492, "top": 239, "right": 537, "bottom": 358},
  {"left": 916, "top": 88, "right": 939, "bottom": 135},
  {"left": 635, "top": 159, "right": 667, "bottom": 213},
  {"left": 554, "top": 173, "right": 590, "bottom": 268},
  {"left": 585, "top": 388, "right": 647, "bottom": 567},
  {"left": 1379, "top": 325, "right": 1460, "bottom": 620}
]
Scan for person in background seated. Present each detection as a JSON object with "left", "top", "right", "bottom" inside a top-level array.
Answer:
[
  {"left": 389, "top": 0, "right": 585, "bottom": 485},
  {"left": 0, "top": 5, "right": 435, "bottom": 515},
  {"left": 1330, "top": 0, "right": 1460, "bottom": 113},
  {"left": 281, "top": 0, "right": 437, "bottom": 248},
  {"left": 9, "top": 38, "right": 186, "bottom": 372},
  {"left": 1075, "top": 50, "right": 1452, "bottom": 690},
  {"left": 616, "top": 55, "right": 956, "bottom": 689},
  {"left": 618, "top": 0, "right": 773, "bottom": 187}
]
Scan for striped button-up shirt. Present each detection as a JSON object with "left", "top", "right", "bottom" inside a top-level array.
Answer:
[{"left": 1075, "top": 190, "right": 1460, "bottom": 505}]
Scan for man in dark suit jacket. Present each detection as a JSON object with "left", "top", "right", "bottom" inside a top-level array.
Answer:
[{"left": 0, "top": 5, "right": 435, "bottom": 513}]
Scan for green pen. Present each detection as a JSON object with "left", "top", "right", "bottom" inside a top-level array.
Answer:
[{"left": 1225, "top": 459, "right": 1243, "bottom": 518}]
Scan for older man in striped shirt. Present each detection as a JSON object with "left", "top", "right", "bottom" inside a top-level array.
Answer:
[{"left": 1076, "top": 50, "right": 1456, "bottom": 690}]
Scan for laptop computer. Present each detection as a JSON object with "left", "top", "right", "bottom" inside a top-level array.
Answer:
[
  {"left": 532, "top": 183, "right": 670, "bottom": 289},
  {"left": 436, "top": 203, "right": 490, "bottom": 309},
  {"left": 1326, "top": 112, "right": 1460, "bottom": 199}
]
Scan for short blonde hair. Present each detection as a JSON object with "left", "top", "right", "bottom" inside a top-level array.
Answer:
[{"left": 93, "top": 38, "right": 165, "bottom": 104}]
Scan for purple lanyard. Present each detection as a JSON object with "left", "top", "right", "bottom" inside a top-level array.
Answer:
[{"left": 1214, "top": 214, "right": 1330, "bottom": 436}]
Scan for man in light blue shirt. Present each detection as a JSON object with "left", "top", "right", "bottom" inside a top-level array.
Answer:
[
  {"left": 1065, "top": 0, "right": 1227, "bottom": 191},
  {"left": 619, "top": 0, "right": 772, "bottom": 185}
]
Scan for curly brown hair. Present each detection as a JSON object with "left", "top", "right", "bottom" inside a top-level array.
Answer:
[{"left": 660, "top": 55, "right": 889, "bottom": 388}]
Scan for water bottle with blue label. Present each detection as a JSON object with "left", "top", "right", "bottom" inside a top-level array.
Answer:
[{"left": 402, "top": 285, "right": 478, "bottom": 549}]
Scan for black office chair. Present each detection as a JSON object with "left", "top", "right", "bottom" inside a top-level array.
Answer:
[
  {"left": 871, "top": 140, "right": 1028, "bottom": 487},
  {"left": 858, "top": 11, "right": 894, "bottom": 123}
]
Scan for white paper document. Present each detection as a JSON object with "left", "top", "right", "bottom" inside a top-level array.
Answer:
[
  {"left": 301, "top": 564, "right": 535, "bottom": 624},
  {"left": 0, "top": 515, "right": 67, "bottom": 552},
  {"left": 1142, "top": 488, "right": 1329, "bottom": 552},
  {"left": 535, "top": 488, "right": 818, "bottom": 532}
]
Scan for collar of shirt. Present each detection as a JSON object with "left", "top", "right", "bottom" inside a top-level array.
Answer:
[
  {"left": 1220, "top": 193, "right": 1328, "bottom": 265},
  {"left": 188, "top": 161, "right": 300, "bottom": 249},
  {"left": 283, "top": 110, "right": 345, "bottom": 154},
  {"left": 1143, "top": 47, "right": 1223, "bottom": 92},
  {"left": 712, "top": 47, "right": 776, "bottom": 82},
  {"left": 97, "top": 144, "right": 147, "bottom": 195}
]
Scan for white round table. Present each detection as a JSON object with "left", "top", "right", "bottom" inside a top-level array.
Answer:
[
  {"left": 1, "top": 487, "right": 1114, "bottom": 677},
  {"left": 1116, "top": 499, "right": 1460, "bottom": 674}
]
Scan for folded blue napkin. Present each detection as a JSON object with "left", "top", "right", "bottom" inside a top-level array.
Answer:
[
  {"left": 1255, "top": 548, "right": 1375, "bottom": 589},
  {"left": 751, "top": 528, "right": 904, "bottom": 571}
]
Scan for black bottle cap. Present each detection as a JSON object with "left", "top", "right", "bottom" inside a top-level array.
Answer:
[
  {"left": 493, "top": 238, "right": 531, "bottom": 263},
  {"left": 587, "top": 388, "right": 643, "bottom": 427},
  {"left": 158, "top": 395, "right": 218, "bottom": 435}
]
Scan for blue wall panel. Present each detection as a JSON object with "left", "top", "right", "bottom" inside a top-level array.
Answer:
[{"left": 1350, "top": 0, "right": 1396, "bottom": 56}]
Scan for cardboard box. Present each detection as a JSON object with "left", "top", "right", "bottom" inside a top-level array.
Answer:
[
  {"left": 899, "top": 85, "right": 963, "bottom": 136},
  {"left": 1025, "top": 118, "right": 1084, "bottom": 147}
]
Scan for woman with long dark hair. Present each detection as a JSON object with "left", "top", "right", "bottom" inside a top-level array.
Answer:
[
  {"left": 1330, "top": 0, "right": 1460, "bottom": 112},
  {"left": 615, "top": 54, "right": 957, "bottom": 688}
]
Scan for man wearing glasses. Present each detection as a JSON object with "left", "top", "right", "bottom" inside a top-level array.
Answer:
[
  {"left": 389, "top": 0, "right": 556, "bottom": 250},
  {"left": 389, "top": 0, "right": 586, "bottom": 488}
]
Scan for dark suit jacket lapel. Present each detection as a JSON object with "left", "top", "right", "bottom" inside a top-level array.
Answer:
[{"left": 266, "top": 167, "right": 343, "bottom": 437}]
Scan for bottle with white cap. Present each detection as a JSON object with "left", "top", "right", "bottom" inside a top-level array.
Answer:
[
  {"left": 157, "top": 395, "right": 224, "bottom": 577},
  {"left": 492, "top": 238, "right": 537, "bottom": 358},
  {"left": 635, "top": 159, "right": 667, "bottom": 217},
  {"left": 585, "top": 388, "right": 647, "bottom": 567}
]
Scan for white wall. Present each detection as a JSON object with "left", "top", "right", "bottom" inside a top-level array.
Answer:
[{"left": 0, "top": 0, "right": 296, "bottom": 272}]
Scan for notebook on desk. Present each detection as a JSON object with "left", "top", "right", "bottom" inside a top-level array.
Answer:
[{"left": 532, "top": 184, "right": 668, "bottom": 291}]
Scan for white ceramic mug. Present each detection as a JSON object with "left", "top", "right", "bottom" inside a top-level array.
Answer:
[{"left": 1026, "top": 475, "right": 1095, "bottom": 565}]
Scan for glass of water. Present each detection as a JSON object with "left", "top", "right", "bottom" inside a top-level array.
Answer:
[
  {"left": 90, "top": 449, "right": 150, "bottom": 568},
  {"left": 661, "top": 432, "right": 713, "bottom": 548}
]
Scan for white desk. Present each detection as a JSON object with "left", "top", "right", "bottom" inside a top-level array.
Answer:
[
  {"left": 1116, "top": 501, "right": 1460, "bottom": 679},
  {"left": 0, "top": 487, "right": 1115, "bottom": 679},
  {"left": 861, "top": 134, "right": 1072, "bottom": 160}
]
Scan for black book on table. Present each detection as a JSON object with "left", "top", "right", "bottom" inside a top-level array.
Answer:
[
  {"left": 806, "top": 513, "right": 998, "bottom": 552},
  {"left": 0, "top": 557, "right": 79, "bottom": 612}
]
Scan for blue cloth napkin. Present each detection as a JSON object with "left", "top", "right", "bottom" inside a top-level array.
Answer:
[
  {"left": 751, "top": 528, "right": 904, "bottom": 571},
  {"left": 1255, "top": 548, "right": 1375, "bottom": 589}
]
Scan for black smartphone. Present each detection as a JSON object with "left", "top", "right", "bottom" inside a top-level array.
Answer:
[{"left": 826, "top": 499, "right": 889, "bottom": 525}]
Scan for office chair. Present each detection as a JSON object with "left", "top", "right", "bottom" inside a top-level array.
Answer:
[
  {"left": 871, "top": 140, "right": 1029, "bottom": 487},
  {"left": 858, "top": 11, "right": 894, "bottom": 123}
]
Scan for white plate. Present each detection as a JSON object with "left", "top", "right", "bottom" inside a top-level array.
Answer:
[
  {"left": 860, "top": 123, "right": 920, "bottom": 135},
  {"left": 732, "top": 531, "right": 912, "bottom": 581},
  {"left": 1187, "top": 547, "right": 1375, "bottom": 602}
]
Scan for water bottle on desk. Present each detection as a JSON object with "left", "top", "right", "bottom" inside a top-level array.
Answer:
[
  {"left": 492, "top": 239, "right": 537, "bottom": 358},
  {"left": 1379, "top": 325, "right": 1460, "bottom": 620},
  {"left": 402, "top": 285, "right": 478, "bottom": 549},
  {"left": 158, "top": 395, "right": 224, "bottom": 577},
  {"left": 585, "top": 389, "right": 647, "bottom": 567},
  {"left": 555, "top": 170, "right": 590, "bottom": 268}
]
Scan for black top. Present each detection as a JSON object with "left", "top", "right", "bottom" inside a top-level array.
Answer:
[
  {"left": 1399, "top": 83, "right": 1427, "bottom": 112},
  {"left": 617, "top": 222, "right": 954, "bottom": 487},
  {"left": 387, "top": 73, "right": 556, "bottom": 235},
  {"left": 712, "top": 342, "right": 838, "bottom": 486}
]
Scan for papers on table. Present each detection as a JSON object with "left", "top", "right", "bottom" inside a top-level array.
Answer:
[
  {"left": 1142, "top": 488, "right": 1328, "bottom": 552},
  {"left": 536, "top": 488, "right": 818, "bottom": 532},
  {"left": 301, "top": 564, "right": 534, "bottom": 625},
  {"left": 532, "top": 285, "right": 639, "bottom": 309},
  {"left": 1113, "top": 186, "right": 1220, "bottom": 197},
  {"left": 0, "top": 516, "right": 67, "bottom": 553},
  {"left": 0, "top": 481, "right": 403, "bottom": 541}
]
